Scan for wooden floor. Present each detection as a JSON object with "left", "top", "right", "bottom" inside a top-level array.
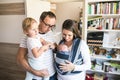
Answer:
[
  {"left": 0, "top": 43, "right": 25, "bottom": 80},
  {"left": 1, "top": 43, "right": 120, "bottom": 80}
]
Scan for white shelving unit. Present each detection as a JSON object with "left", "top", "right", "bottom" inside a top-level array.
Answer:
[
  {"left": 91, "top": 55, "right": 120, "bottom": 62},
  {"left": 83, "top": 0, "right": 120, "bottom": 41},
  {"left": 82, "top": 0, "right": 120, "bottom": 79},
  {"left": 87, "top": 69, "right": 120, "bottom": 75}
]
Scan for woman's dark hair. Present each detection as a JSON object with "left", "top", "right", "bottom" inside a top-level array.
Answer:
[
  {"left": 39, "top": 11, "right": 56, "bottom": 21},
  {"left": 62, "top": 19, "right": 81, "bottom": 39}
]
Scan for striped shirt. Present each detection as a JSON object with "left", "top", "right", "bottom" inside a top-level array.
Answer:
[{"left": 20, "top": 31, "right": 56, "bottom": 77}]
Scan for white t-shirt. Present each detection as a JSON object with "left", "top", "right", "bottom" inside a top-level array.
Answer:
[
  {"left": 20, "top": 31, "right": 56, "bottom": 77},
  {"left": 26, "top": 35, "right": 46, "bottom": 80}
]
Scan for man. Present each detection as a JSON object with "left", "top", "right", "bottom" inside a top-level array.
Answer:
[{"left": 17, "top": 11, "right": 57, "bottom": 80}]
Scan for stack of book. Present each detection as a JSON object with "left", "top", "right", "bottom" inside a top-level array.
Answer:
[{"left": 88, "top": 1, "right": 120, "bottom": 14}]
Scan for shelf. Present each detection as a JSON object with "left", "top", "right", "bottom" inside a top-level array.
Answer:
[
  {"left": 88, "top": 0, "right": 120, "bottom": 3},
  {"left": 87, "top": 69, "right": 120, "bottom": 75},
  {"left": 87, "top": 29, "right": 120, "bottom": 32},
  {"left": 91, "top": 55, "right": 120, "bottom": 61},
  {"left": 103, "top": 45, "right": 120, "bottom": 49},
  {"left": 88, "top": 14, "right": 120, "bottom": 17},
  {"left": 83, "top": 0, "right": 120, "bottom": 78}
]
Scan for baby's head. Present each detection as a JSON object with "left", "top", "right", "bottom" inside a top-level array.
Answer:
[{"left": 58, "top": 44, "right": 68, "bottom": 52}]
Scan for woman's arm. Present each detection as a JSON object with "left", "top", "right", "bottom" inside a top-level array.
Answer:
[{"left": 73, "top": 40, "right": 91, "bottom": 71}]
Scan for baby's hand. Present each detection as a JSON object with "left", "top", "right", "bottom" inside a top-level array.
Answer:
[
  {"left": 40, "top": 38, "right": 48, "bottom": 45},
  {"left": 48, "top": 43, "right": 56, "bottom": 49},
  {"left": 42, "top": 44, "right": 51, "bottom": 51}
]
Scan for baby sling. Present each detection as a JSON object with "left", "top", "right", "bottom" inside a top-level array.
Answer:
[{"left": 55, "top": 38, "right": 83, "bottom": 75}]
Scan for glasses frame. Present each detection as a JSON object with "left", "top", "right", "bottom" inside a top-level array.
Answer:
[{"left": 42, "top": 20, "right": 56, "bottom": 30}]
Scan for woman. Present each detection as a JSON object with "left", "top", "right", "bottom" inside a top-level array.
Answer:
[{"left": 55, "top": 19, "right": 91, "bottom": 80}]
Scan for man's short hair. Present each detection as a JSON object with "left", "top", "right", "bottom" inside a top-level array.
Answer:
[{"left": 40, "top": 11, "right": 56, "bottom": 21}]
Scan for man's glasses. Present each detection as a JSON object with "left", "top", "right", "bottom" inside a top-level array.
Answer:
[{"left": 42, "top": 20, "right": 56, "bottom": 30}]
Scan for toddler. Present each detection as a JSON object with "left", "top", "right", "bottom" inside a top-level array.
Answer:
[{"left": 22, "top": 17, "right": 51, "bottom": 80}]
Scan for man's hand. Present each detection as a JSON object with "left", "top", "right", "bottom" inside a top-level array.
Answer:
[
  {"left": 40, "top": 38, "right": 57, "bottom": 50},
  {"left": 32, "top": 69, "right": 49, "bottom": 77}
]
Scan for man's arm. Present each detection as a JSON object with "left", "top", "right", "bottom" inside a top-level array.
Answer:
[
  {"left": 16, "top": 47, "right": 49, "bottom": 77},
  {"left": 16, "top": 47, "right": 35, "bottom": 73}
]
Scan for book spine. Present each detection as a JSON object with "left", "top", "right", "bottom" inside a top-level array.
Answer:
[
  {"left": 119, "top": 2, "right": 120, "bottom": 14},
  {"left": 109, "top": 18, "right": 113, "bottom": 30}
]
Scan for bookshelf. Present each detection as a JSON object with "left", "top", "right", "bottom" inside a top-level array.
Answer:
[{"left": 82, "top": 0, "right": 120, "bottom": 79}]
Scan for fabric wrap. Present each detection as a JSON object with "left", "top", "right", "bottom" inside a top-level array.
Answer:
[{"left": 55, "top": 38, "right": 83, "bottom": 75}]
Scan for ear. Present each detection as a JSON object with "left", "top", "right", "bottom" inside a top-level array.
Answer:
[
  {"left": 40, "top": 20, "right": 42, "bottom": 23},
  {"left": 23, "top": 30, "right": 28, "bottom": 35}
]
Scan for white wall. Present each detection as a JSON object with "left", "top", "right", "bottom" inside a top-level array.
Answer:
[
  {"left": 0, "top": 15, "right": 25, "bottom": 44},
  {"left": 0, "top": 0, "right": 24, "bottom": 3},
  {"left": 55, "top": 2, "right": 83, "bottom": 32},
  {"left": 0, "top": 0, "right": 25, "bottom": 44},
  {"left": 0, "top": 0, "right": 83, "bottom": 44},
  {"left": 25, "top": 0, "right": 50, "bottom": 23}
]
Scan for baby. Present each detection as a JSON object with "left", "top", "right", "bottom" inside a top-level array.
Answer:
[
  {"left": 58, "top": 44, "right": 69, "bottom": 52},
  {"left": 55, "top": 44, "right": 70, "bottom": 75}
]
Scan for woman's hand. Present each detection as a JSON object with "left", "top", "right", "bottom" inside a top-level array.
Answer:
[{"left": 59, "top": 60, "right": 75, "bottom": 72}]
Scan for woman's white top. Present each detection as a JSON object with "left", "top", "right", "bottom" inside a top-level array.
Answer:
[{"left": 57, "top": 40, "right": 91, "bottom": 80}]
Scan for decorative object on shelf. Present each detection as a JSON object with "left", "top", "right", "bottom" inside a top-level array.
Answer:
[
  {"left": 87, "top": 32, "right": 103, "bottom": 46},
  {"left": 93, "top": 47, "right": 100, "bottom": 55},
  {"left": 88, "top": 17, "right": 120, "bottom": 30},
  {"left": 103, "top": 62, "right": 111, "bottom": 72},
  {"left": 106, "top": 49, "right": 117, "bottom": 58},
  {"left": 94, "top": 73, "right": 104, "bottom": 80},
  {"left": 116, "top": 49, "right": 120, "bottom": 59},
  {"left": 110, "top": 61, "right": 120, "bottom": 72},
  {"left": 110, "top": 37, "right": 120, "bottom": 46},
  {"left": 86, "top": 74, "right": 94, "bottom": 80},
  {"left": 99, "top": 49, "right": 107, "bottom": 55},
  {"left": 88, "top": 16, "right": 103, "bottom": 30}
]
